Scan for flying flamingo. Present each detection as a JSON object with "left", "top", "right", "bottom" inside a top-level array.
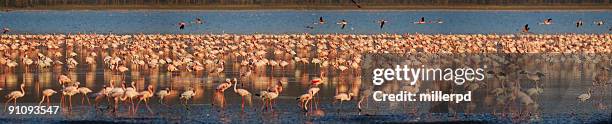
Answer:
[
  {"left": 136, "top": 85, "right": 155, "bottom": 114},
  {"left": 232, "top": 78, "right": 251, "bottom": 112},
  {"left": 39, "top": 89, "right": 57, "bottom": 106},
  {"left": 5, "top": 84, "right": 25, "bottom": 111}
]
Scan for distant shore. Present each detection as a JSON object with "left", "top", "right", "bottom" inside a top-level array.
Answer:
[{"left": 3, "top": 5, "right": 611, "bottom": 10}]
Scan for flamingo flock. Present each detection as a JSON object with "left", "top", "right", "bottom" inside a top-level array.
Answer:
[{"left": 0, "top": 33, "right": 608, "bottom": 117}]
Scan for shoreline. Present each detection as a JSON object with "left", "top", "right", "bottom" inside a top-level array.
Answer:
[{"left": 3, "top": 5, "right": 612, "bottom": 11}]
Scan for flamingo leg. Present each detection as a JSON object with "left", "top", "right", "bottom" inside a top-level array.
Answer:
[
  {"left": 113, "top": 98, "right": 118, "bottom": 113},
  {"left": 309, "top": 99, "right": 312, "bottom": 111},
  {"left": 136, "top": 99, "right": 142, "bottom": 114},
  {"left": 338, "top": 101, "right": 343, "bottom": 113},
  {"left": 260, "top": 99, "right": 266, "bottom": 111},
  {"left": 145, "top": 99, "right": 153, "bottom": 114},
  {"left": 241, "top": 96, "right": 245, "bottom": 112},
  {"left": 131, "top": 98, "right": 135, "bottom": 114},
  {"left": 4, "top": 98, "right": 12, "bottom": 111},
  {"left": 69, "top": 96, "right": 73, "bottom": 111},
  {"left": 39, "top": 96, "right": 46, "bottom": 106},
  {"left": 47, "top": 96, "right": 51, "bottom": 107},
  {"left": 60, "top": 95, "right": 64, "bottom": 108},
  {"left": 270, "top": 99, "right": 274, "bottom": 112},
  {"left": 86, "top": 95, "right": 91, "bottom": 105}
]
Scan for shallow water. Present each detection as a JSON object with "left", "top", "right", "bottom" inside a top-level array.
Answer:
[
  {"left": 0, "top": 10, "right": 611, "bottom": 34},
  {"left": 0, "top": 53, "right": 610, "bottom": 123}
]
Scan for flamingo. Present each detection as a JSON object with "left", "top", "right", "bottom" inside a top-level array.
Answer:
[
  {"left": 77, "top": 83, "right": 93, "bottom": 105},
  {"left": 308, "top": 86, "right": 320, "bottom": 103},
  {"left": 257, "top": 90, "right": 279, "bottom": 112},
  {"left": 233, "top": 78, "right": 251, "bottom": 111},
  {"left": 117, "top": 65, "right": 129, "bottom": 79},
  {"left": 122, "top": 82, "right": 139, "bottom": 114},
  {"left": 136, "top": 85, "right": 155, "bottom": 114},
  {"left": 156, "top": 88, "right": 170, "bottom": 105},
  {"left": 297, "top": 93, "right": 313, "bottom": 111},
  {"left": 337, "top": 20, "right": 348, "bottom": 29},
  {"left": 58, "top": 74, "right": 71, "bottom": 85},
  {"left": 110, "top": 83, "right": 126, "bottom": 113},
  {"left": 5, "top": 84, "right": 25, "bottom": 111},
  {"left": 180, "top": 88, "right": 196, "bottom": 108},
  {"left": 520, "top": 70, "right": 545, "bottom": 88},
  {"left": 257, "top": 81, "right": 282, "bottom": 112},
  {"left": 60, "top": 83, "right": 79, "bottom": 111},
  {"left": 334, "top": 92, "right": 355, "bottom": 112},
  {"left": 39, "top": 89, "right": 57, "bottom": 106},
  {"left": 216, "top": 79, "right": 232, "bottom": 92},
  {"left": 577, "top": 89, "right": 592, "bottom": 102},
  {"left": 211, "top": 79, "right": 231, "bottom": 109},
  {"left": 377, "top": 19, "right": 387, "bottom": 29},
  {"left": 93, "top": 85, "right": 111, "bottom": 107}
]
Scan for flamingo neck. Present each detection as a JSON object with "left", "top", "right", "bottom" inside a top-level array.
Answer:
[
  {"left": 233, "top": 82, "right": 238, "bottom": 92},
  {"left": 20, "top": 85, "right": 25, "bottom": 95}
]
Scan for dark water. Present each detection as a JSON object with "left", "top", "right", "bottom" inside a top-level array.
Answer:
[{"left": 0, "top": 10, "right": 611, "bottom": 34}]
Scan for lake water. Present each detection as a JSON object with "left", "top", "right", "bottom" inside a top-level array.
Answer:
[
  {"left": 0, "top": 52, "right": 610, "bottom": 123},
  {"left": 0, "top": 10, "right": 610, "bottom": 34},
  {"left": 0, "top": 10, "right": 610, "bottom": 123}
]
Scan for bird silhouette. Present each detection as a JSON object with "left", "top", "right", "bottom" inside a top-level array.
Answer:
[
  {"left": 350, "top": 0, "right": 362, "bottom": 8},
  {"left": 337, "top": 20, "right": 348, "bottom": 29}
]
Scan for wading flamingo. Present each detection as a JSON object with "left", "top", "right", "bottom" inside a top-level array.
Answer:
[
  {"left": 77, "top": 83, "right": 93, "bottom": 105},
  {"left": 39, "top": 89, "right": 57, "bottom": 106},
  {"left": 156, "top": 88, "right": 170, "bottom": 105},
  {"left": 5, "top": 84, "right": 25, "bottom": 111},
  {"left": 334, "top": 92, "right": 355, "bottom": 112},
  {"left": 180, "top": 87, "right": 196, "bottom": 110},
  {"left": 61, "top": 83, "right": 79, "bottom": 111},
  {"left": 232, "top": 78, "right": 251, "bottom": 111},
  {"left": 136, "top": 85, "right": 155, "bottom": 114}
]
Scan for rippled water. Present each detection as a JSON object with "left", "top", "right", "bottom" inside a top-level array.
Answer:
[
  {"left": 0, "top": 10, "right": 611, "bottom": 34},
  {"left": 0, "top": 53, "right": 610, "bottom": 123}
]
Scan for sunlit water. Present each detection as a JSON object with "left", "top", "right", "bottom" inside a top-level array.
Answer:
[
  {"left": 0, "top": 10, "right": 611, "bottom": 34},
  {"left": 0, "top": 53, "right": 610, "bottom": 123}
]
